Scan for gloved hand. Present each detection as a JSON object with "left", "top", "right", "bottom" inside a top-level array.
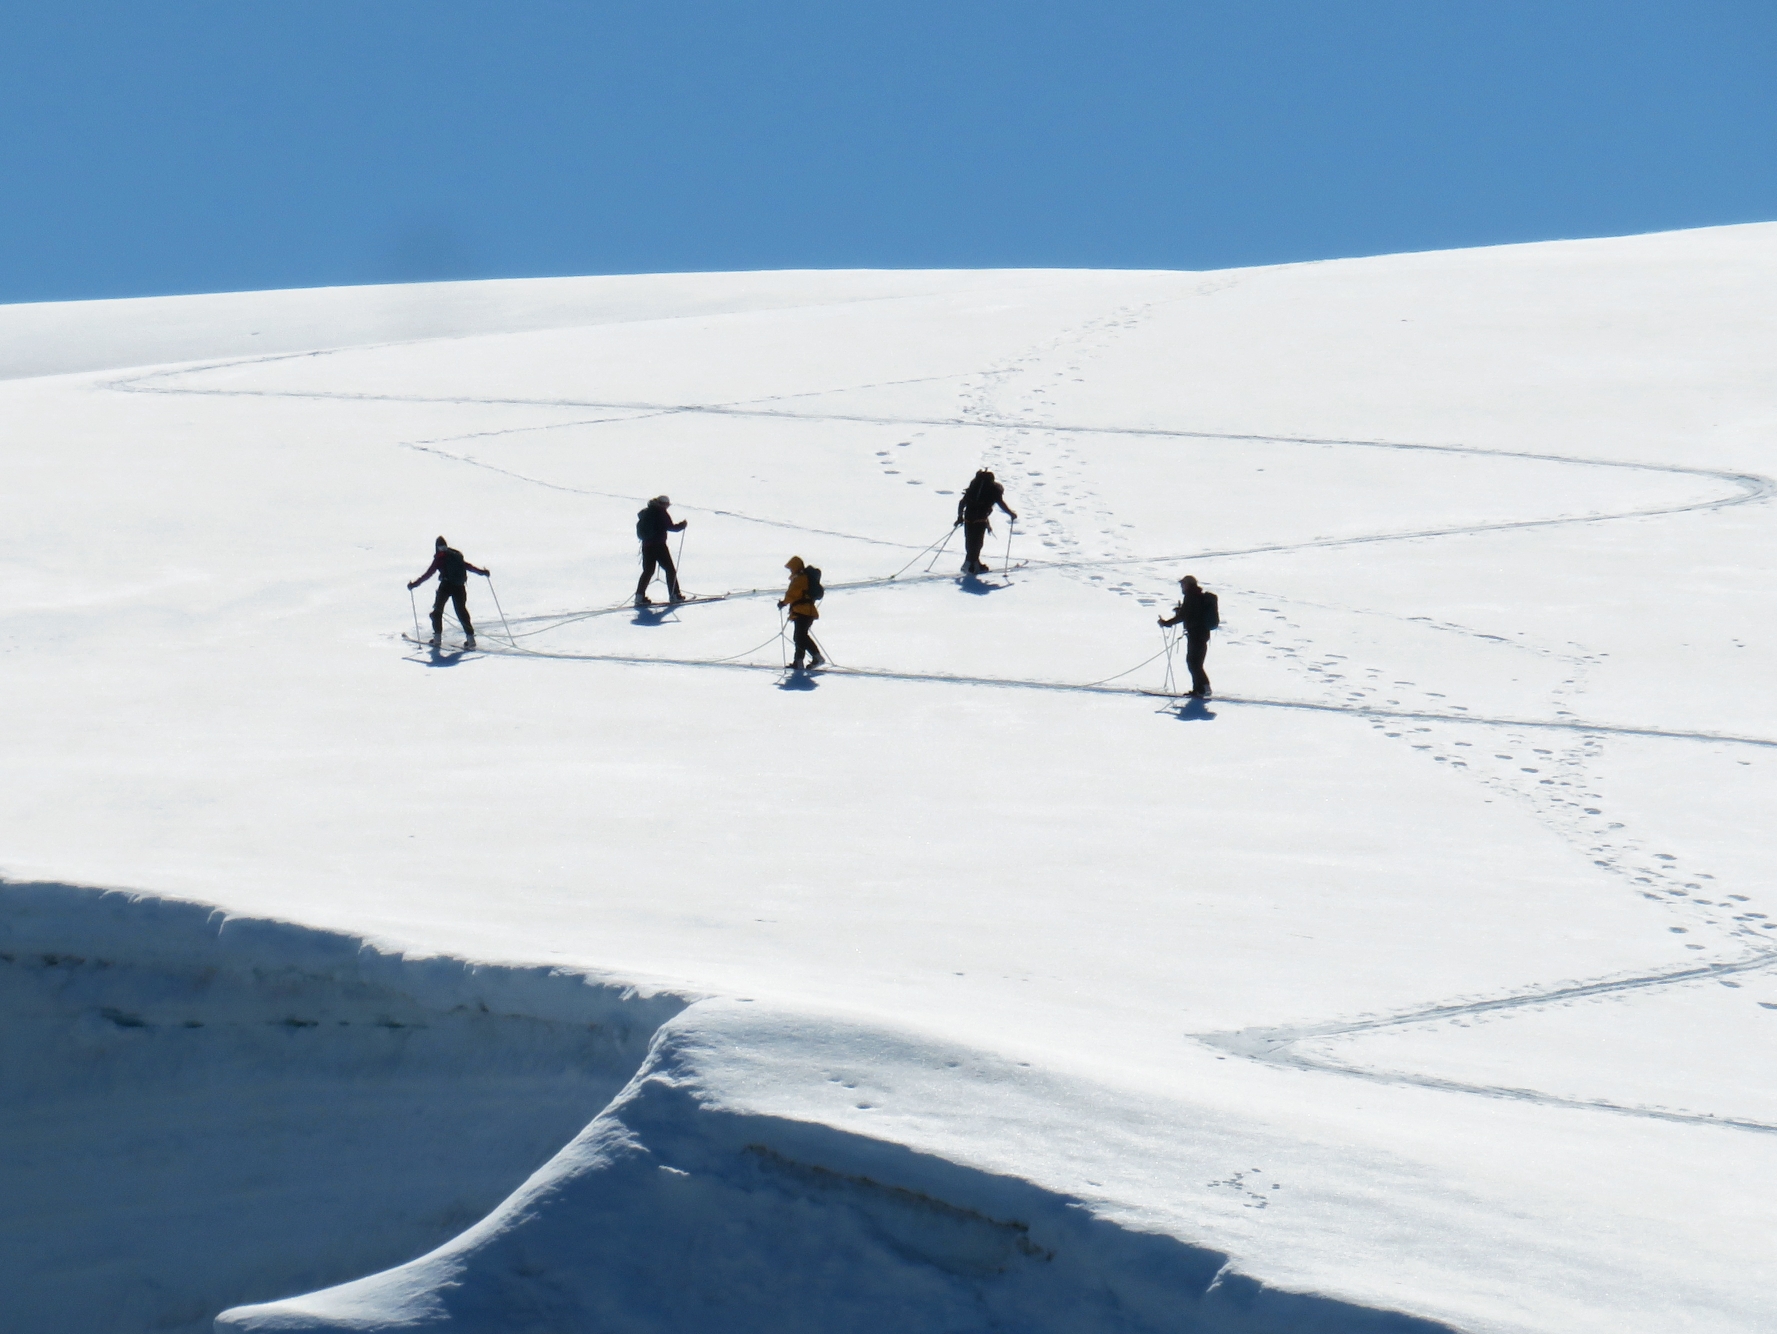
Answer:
[
  {"left": 777, "top": 600, "right": 786, "bottom": 608},
  {"left": 407, "top": 581, "right": 417, "bottom": 590}
]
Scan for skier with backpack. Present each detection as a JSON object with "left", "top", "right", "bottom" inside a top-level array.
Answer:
[
  {"left": 634, "top": 495, "right": 687, "bottom": 605},
  {"left": 1158, "top": 575, "right": 1219, "bottom": 697},
  {"left": 777, "top": 556, "right": 824, "bottom": 671},
  {"left": 408, "top": 536, "right": 490, "bottom": 647},
  {"left": 955, "top": 469, "right": 1017, "bottom": 574}
]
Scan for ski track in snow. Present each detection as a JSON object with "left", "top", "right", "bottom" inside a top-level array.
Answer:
[
  {"left": 1200, "top": 949, "right": 1777, "bottom": 1134},
  {"left": 106, "top": 310, "right": 1777, "bottom": 1143}
]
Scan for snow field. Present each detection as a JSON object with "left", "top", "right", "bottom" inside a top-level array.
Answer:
[{"left": 2, "top": 224, "right": 1775, "bottom": 1331}]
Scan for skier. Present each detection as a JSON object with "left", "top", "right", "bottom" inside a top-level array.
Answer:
[
  {"left": 1158, "top": 575, "right": 1219, "bottom": 697},
  {"left": 634, "top": 495, "right": 687, "bottom": 605},
  {"left": 955, "top": 469, "right": 1017, "bottom": 574},
  {"left": 777, "top": 556, "right": 824, "bottom": 671},
  {"left": 408, "top": 536, "right": 489, "bottom": 647}
]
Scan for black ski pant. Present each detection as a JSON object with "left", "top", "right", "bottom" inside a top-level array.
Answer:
[
  {"left": 790, "top": 615, "right": 821, "bottom": 667},
  {"left": 431, "top": 583, "right": 473, "bottom": 637},
  {"left": 1186, "top": 631, "right": 1211, "bottom": 696},
  {"left": 636, "top": 541, "right": 681, "bottom": 600},
  {"left": 961, "top": 520, "right": 990, "bottom": 571}
]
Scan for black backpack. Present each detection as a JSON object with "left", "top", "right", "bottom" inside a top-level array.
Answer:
[
  {"left": 804, "top": 566, "right": 824, "bottom": 602},
  {"left": 1202, "top": 592, "right": 1220, "bottom": 631}
]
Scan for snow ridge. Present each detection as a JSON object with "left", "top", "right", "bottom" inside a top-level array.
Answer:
[{"left": 218, "top": 1002, "right": 1461, "bottom": 1334}]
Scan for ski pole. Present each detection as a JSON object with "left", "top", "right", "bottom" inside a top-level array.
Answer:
[
  {"left": 1002, "top": 520, "right": 1014, "bottom": 579},
  {"left": 487, "top": 575, "right": 515, "bottom": 645},
  {"left": 408, "top": 586, "right": 422, "bottom": 641},
  {"left": 778, "top": 606, "right": 789, "bottom": 669},
  {"left": 924, "top": 525, "right": 958, "bottom": 573}
]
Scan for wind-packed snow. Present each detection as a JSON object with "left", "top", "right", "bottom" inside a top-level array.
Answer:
[{"left": 2, "top": 225, "right": 1775, "bottom": 1333}]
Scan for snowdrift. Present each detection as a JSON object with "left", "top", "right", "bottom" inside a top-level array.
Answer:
[{"left": 4, "top": 225, "right": 1776, "bottom": 1331}]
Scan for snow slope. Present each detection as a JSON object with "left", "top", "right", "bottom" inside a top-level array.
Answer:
[{"left": 2, "top": 226, "right": 1774, "bottom": 1332}]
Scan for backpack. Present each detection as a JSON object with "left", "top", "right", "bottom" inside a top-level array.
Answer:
[
  {"left": 804, "top": 566, "right": 824, "bottom": 602},
  {"left": 635, "top": 508, "right": 652, "bottom": 542},
  {"left": 1202, "top": 592, "right": 1219, "bottom": 631},
  {"left": 960, "top": 474, "right": 995, "bottom": 520}
]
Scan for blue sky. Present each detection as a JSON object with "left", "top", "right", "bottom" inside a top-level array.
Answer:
[{"left": 2, "top": 1, "right": 1773, "bottom": 302}]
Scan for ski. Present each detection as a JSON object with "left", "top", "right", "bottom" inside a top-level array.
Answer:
[
  {"left": 403, "top": 633, "right": 482, "bottom": 652},
  {"left": 634, "top": 594, "right": 729, "bottom": 610},
  {"left": 509, "top": 593, "right": 733, "bottom": 630},
  {"left": 956, "top": 561, "right": 1029, "bottom": 579}
]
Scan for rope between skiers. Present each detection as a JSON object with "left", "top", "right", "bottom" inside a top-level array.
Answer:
[{"left": 1084, "top": 641, "right": 1174, "bottom": 688}]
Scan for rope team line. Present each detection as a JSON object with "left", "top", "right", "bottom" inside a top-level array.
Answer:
[
  {"left": 884, "top": 526, "right": 957, "bottom": 580},
  {"left": 1083, "top": 640, "right": 1176, "bottom": 689}
]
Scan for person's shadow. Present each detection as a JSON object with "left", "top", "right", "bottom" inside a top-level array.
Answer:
[
  {"left": 1172, "top": 696, "right": 1216, "bottom": 721},
  {"left": 631, "top": 605, "right": 674, "bottom": 626},
  {"left": 957, "top": 573, "right": 1010, "bottom": 596},
  {"left": 777, "top": 670, "right": 820, "bottom": 692},
  {"left": 416, "top": 642, "right": 468, "bottom": 668}
]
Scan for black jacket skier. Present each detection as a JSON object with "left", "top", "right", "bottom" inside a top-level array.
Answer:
[
  {"left": 409, "top": 536, "right": 489, "bottom": 645},
  {"left": 1158, "top": 575, "right": 1218, "bottom": 697},
  {"left": 635, "top": 495, "right": 687, "bottom": 604},
  {"left": 954, "top": 469, "right": 1017, "bottom": 574}
]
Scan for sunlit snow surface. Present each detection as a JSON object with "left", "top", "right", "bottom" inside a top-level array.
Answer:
[{"left": 3, "top": 228, "right": 1775, "bottom": 1333}]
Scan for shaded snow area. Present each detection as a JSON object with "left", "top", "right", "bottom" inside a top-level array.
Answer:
[
  {"left": 2, "top": 227, "right": 1775, "bottom": 1332},
  {"left": 2, "top": 884, "right": 683, "bottom": 1332}
]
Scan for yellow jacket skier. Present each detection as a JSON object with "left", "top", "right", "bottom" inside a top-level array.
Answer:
[{"left": 778, "top": 556, "right": 823, "bottom": 670}]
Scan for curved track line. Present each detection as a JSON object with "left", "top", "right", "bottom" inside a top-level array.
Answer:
[
  {"left": 1198, "top": 951, "right": 1777, "bottom": 1135},
  {"left": 111, "top": 362, "right": 1775, "bottom": 564},
  {"left": 400, "top": 443, "right": 927, "bottom": 551},
  {"left": 449, "top": 638, "right": 1777, "bottom": 750}
]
